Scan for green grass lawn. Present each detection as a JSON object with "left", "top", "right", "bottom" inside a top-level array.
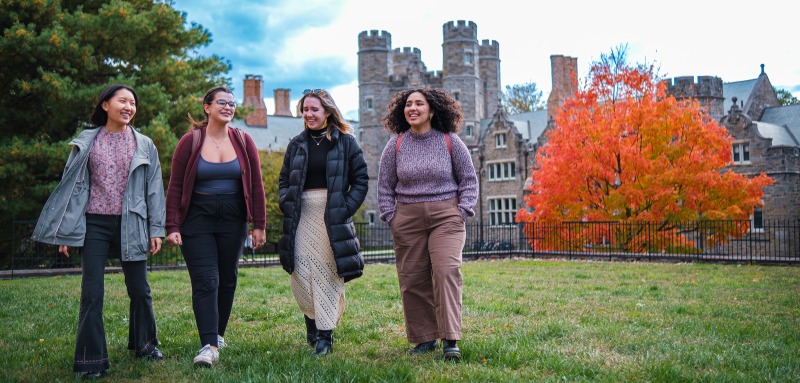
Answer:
[{"left": 1, "top": 259, "right": 799, "bottom": 382}]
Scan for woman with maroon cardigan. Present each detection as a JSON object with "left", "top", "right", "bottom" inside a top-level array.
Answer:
[{"left": 165, "top": 86, "right": 266, "bottom": 367}]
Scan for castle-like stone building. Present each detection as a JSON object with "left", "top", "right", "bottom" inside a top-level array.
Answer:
[
  {"left": 357, "top": 20, "right": 799, "bottom": 232},
  {"left": 358, "top": 21, "right": 504, "bottom": 224},
  {"left": 357, "top": 21, "right": 579, "bottom": 228},
  {"left": 663, "top": 67, "right": 800, "bottom": 224},
  {"left": 231, "top": 20, "right": 798, "bottom": 232}
]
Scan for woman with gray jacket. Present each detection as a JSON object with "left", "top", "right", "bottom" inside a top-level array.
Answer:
[{"left": 31, "top": 84, "right": 166, "bottom": 379}]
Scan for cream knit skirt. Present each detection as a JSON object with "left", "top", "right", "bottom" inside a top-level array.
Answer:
[{"left": 290, "top": 189, "right": 345, "bottom": 330}]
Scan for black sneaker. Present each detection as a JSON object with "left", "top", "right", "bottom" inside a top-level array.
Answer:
[
  {"left": 407, "top": 340, "right": 439, "bottom": 354},
  {"left": 442, "top": 339, "right": 461, "bottom": 361},
  {"left": 80, "top": 370, "right": 108, "bottom": 379}
]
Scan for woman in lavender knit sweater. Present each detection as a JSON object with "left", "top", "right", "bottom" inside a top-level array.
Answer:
[{"left": 377, "top": 88, "right": 478, "bottom": 361}]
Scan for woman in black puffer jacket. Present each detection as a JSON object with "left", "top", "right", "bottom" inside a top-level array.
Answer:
[{"left": 278, "top": 89, "right": 368, "bottom": 356}]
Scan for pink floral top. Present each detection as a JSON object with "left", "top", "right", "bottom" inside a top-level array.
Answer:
[{"left": 86, "top": 126, "right": 136, "bottom": 215}]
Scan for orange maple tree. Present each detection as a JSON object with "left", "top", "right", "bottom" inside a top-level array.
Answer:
[{"left": 517, "top": 60, "right": 773, "bottom": 252}]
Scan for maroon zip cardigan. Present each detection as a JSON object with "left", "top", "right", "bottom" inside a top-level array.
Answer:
[{"left": 165, "top": 126, "right": 266, "bottom": 234}]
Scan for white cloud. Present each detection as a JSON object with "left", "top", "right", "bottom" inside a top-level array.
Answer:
[{"left": 178, "top": 0, "right": 800, "bottom": 118}]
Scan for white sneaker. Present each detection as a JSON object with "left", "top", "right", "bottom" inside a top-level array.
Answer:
[
  {"left": 218, "top": 335, "right": 227, "bottom": 349},
  {"left": 193, "top": 344, "right": 219, "bottom": 367}
]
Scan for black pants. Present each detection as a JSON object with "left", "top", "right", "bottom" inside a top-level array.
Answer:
[
  {"left": 74, "top": 214, "right": 159, "bottom": 373},
  {"left": 180, "top": 193, "right": 247, "bottom": 347}
]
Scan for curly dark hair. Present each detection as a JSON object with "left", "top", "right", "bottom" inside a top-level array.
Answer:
[{"left": 382, "top": 88, "right": 463, "bottom": 134}]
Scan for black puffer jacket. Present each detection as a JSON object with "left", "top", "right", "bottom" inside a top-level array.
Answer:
[{"left": 278, "top": 128, "right": 369, "bottom": 282}]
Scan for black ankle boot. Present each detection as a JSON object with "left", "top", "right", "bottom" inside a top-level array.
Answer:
[
  {"left": 442, "top": 339, "right": 461, "bottom": 361},
  {"left": 313, "top": 329, "right": 333, "bottom": 356},
  {"left": 408, "top": 339, "right": 439, "bottom": 354},
  {"left": 304, "top": 315, "right": 318, "bottom": 346}
]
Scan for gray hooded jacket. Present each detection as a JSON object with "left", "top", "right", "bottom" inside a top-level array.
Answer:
[{"left": 31, "top": 127, "right": 166, "bottom": 261}]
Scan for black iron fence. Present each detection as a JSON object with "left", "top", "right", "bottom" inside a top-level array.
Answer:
[{"left": 2, "top": 219, "right": 798, "bottom": 278}]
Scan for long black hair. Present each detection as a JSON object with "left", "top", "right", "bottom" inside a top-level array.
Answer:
[{"left": 89, "top": 84, "right": 139, "bottom": 127}]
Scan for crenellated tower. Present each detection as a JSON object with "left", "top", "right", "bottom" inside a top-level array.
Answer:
[
  {"left": 358, "top": 30, "right": 394, "bottom": 220},
  {"left": 357, "top": 21, "right": 500, "bottom": 223},
  {"left": 442, "top": 20, "right": 484, "bottom": 147},
  {"left": 663, "top": 76, "right": 724, "bottom": 121}
]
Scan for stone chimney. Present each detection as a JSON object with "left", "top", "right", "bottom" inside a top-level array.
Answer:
[
  {"left": 243, "top": 74, "right": 267, "bottom": 127},
  {"left": 546, "top": 55, "right": 578, "bottom": 121},
  {"left": 274, "top": 88, "right": 292, "bottom": 117}
]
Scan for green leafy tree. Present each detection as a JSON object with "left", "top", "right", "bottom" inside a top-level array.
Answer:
[
  {"left": 502, "top": 81, "right": 545, "bottom": 114},
  {"left": 775, "top": 87, "right": 800, "bottom": 106},
  {"left": 0, "top": 1, "right": 231, "bottom": 258},
  {"left": 260, "top": 150, "right": 284, "bottom": 243}
]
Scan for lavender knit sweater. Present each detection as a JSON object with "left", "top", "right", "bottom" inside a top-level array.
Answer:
[{"left": 377, "top": 129, "right": 478, "bottom": 224}]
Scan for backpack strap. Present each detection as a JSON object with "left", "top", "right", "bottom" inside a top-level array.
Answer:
[
  {"left": 231, "top": 127, "right": 251, "bottom": 177},
  {"left": 395, "top": 133, "right": 403, "bottom": 155},
  {"left": 191, "top": 128, "right": 201, "bottom": 156},
  {"left": 232, "top": 127, "right": 247, "bottom": 149}
]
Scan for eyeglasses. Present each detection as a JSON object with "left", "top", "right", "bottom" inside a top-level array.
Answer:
[
  {"left": 303, "top": 89, "right": 326, "bottom": 95},
  {"left": 211, "top": 99, "right": 237, "bottom": 108}
]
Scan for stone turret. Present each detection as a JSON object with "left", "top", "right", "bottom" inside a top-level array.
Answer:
[
  {"left": 663, "top": 75, "right": 724, "bottom": 120},
  {"left": 442, "top": 20, "right": 483, "bottom": 146}
]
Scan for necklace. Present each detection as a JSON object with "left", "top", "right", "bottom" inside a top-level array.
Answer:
[
  {"left": 310, "top": 132, "right": 325, "bottom": 146},
  {"left": 208, "top": 134, "right": 226, "bottom": 149}
]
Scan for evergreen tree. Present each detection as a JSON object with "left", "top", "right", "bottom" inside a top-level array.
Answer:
[{"left": 0, "top": 0, "right": 230, "bottom": 229}]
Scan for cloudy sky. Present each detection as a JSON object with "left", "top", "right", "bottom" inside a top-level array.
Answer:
[{"left": 172, "top": 0, "right": 800, "bottom": 121}]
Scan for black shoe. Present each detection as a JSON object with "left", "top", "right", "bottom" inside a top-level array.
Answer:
[
  {"left": 136, "top": 347, "right": 164, "bottom": 361},
  {"left": 80, "top": 370, "right": 107, "bottom": 379},
  {"left": 407, "top": 340, "right": 438, "bottom": 354},
  {"left": 442, "top": 339, "right": 461, "bottom": 361},
  {"left": 313, "top": 330, "right": 333, "bottom": 356},
  {"left": 304, "top": 315, "right": 318, "bottom": 347}
]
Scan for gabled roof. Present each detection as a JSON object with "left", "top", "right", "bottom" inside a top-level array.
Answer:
[
  {"left": 229, "top": 116, "right": 360, "bottom": 151},
  {"left": 753, "top": 121, "right": 799, "bottom": 147},
  {"left": 723, "top": 79, "right": 757, "bottom": 112},
  {"left": 509, "top": 110, "right": 549, "bottom": 142},
  {"left": 761, "top": 104, "right": 800, "bottom": 144},
  {"left": 479, "top": 109, "right": 548, "bottom": 144}
]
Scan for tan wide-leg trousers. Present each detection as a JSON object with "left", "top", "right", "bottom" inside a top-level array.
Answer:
[{"left": 391, "top": 197, "right": 465, "bottom": 343}]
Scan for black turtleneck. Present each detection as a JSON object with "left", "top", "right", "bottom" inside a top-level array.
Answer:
[{"left": 304, "top": 129, "right": 331, "bottom": 190}]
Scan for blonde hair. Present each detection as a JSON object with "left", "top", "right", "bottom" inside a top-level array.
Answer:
[{"left": 296, "top": 89, "right": 353, "bottom": 138}]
